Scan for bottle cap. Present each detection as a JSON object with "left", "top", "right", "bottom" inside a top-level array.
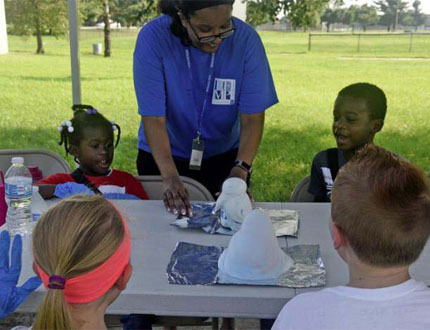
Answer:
[{"left": 11, "top": 157, "right": 24, "bottom": 164}]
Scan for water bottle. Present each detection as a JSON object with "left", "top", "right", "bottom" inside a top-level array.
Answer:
[
  {"left": 4, "top": 157, "right": 33, "bottom": 236},
  {"left": 31, "top": 185, "right": 48, "bottom": 222}
]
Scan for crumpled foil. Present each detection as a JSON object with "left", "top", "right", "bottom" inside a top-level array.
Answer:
[
  {"left": 171, "top": 203, "right": 299, "bottom": 237},
  {"left": 166, "top": 242, "right": 222, "bottom": 285},
  {"left": 167, "top": 242, "right": 326, "bottom": 288}
]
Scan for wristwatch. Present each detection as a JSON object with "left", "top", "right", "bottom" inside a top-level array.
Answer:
[{"left": 234, "top": 160, "right": 253, "bottom": 174}]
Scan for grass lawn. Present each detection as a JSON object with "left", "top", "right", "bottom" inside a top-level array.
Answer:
[{"left": 0, "top": 30, "right": 429, "bottom": 201}]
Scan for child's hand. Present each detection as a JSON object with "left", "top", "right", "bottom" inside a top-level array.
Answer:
[{"left": 54, "top": 182, "right": 93, "bottom": 199}]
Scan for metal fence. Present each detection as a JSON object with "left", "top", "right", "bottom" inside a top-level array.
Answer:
[{"left": 308, "top": 32, "right": 430, "bottom": 53}]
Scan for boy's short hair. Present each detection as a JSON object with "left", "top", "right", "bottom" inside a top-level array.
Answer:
[
  {"left": 338, "top": 83, "right": 387, "bottom": 120},
  {"left": 331, "top": 145, "right": 430, "bottom": 266}
]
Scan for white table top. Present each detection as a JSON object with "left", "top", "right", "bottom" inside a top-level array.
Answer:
[{"left": 15, "top": 200, "right": 430, "bottom": 319}]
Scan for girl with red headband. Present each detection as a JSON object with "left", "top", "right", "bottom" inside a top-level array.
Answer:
[{"left": 32, "top": 195, "right": 132, "bottom": 329}]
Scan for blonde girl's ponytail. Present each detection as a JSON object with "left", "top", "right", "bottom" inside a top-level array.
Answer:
[
  {"left": 32, "top": 195, "right": 125, "bottom": 330},
  {"left": 34, "top": 289, "right": 72, "bottom": 330}
]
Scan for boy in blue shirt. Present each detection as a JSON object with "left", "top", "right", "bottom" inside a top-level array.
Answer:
[{"left": 308, "top": 83, "right": 386, "bottom": 202}]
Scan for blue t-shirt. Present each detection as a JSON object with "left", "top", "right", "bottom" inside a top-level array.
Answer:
[{"left": 133, "top": 15, "right": 278, "bottom": 159}]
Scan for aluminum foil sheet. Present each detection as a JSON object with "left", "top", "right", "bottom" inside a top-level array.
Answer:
[
  {"left": 172, "top": 203, "right": 299, "bottom": 237},
  {"left": 167, "top": 242, "right": 222, "bottom": 285},
  {"left": 167, "top": 242, "right": 326, "bottom": 288}
]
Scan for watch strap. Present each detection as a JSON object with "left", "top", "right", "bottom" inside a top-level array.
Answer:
[{"left": 234, "top": 160, "right": 252, "bottom": 173}]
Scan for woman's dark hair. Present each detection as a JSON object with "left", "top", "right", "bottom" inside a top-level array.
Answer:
[
  {"left": 58, "top": 104, "right": 121, "bottom": 156},
  {"left": 158, "top": 0, "right": 235, "bottom": 45}
]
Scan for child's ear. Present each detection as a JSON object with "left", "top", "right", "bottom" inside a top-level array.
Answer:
[
  {"left": 115, "top": 263, "right": 133, "bottom": 291},
  {"left": 329, "top": 220, "right": 347, "bottom": 250},
  {"left": 69, "top": 145, "right": 79, "bottom": 157},
  {"left": 371, "top": 119, "right": 384, "bottom": 134}
]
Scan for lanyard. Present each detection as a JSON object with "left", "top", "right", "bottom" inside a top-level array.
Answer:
[{"left": 185, "top": 48, "right": 215, "bottom": 140}]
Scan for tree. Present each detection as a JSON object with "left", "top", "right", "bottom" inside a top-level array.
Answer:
[
  {"left": 355, "top": 4, "right": 378, "bottom": 31},
  {"left": 321, "top": 7, "right": 345, "bottom": 32},
  {"left": 244, "top": 0, "right": 330, "bottom": 30},
  {"left": 246, "top": 0, "right": 279, "bottom": 27},
  {"left": 5, "top": 0, "right": 68, "bottom": 54},
  {"left": 112, "top": 0, "right": 158, "bottom": 27},
  {"left": 412, "top": 0, "right": 425, "bottom": 30},
  {"left": 281, "top": 0, "right": 330, "bottom": 31},
  {"left": 80, "top": 0, "right": 158, "bottom": 57},
  {"left": 375, "top": 0, "right": 408, "bottom": 31},
  {"left": 400, "top": 10, "right": 415, "bottom": 27},
  {"left": 342, "top": 5, "right": 357, "bottom": 31},
  {"left": 102, "top": 0, "right": 111, "bottom": 57}
]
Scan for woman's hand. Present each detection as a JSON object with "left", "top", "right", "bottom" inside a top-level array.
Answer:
[
  {"left": 228, "top": 166, "right": 248, "bottom": 182},
  {"left": 0, "top": 231, "right": 42, "bottom": 320},
  {"left": 163, "top": 175, "right": 193, "bottom": 217}
]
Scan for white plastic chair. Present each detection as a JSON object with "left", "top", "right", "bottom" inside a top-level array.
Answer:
[
  {"left": 135, "top": 175, "right": 214, "bottom": 201},
  {"left": 0, "top": 149, "right": 70, "bottom": 178}
]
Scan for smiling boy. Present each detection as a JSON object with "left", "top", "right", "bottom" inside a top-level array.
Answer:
[{"left": 308, "top": 83, "right": 386, "bottom": 202}]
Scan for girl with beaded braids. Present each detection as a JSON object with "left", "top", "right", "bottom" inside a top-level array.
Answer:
[{"left": 36, "top": 105, "right": 149, "bottom": 200}]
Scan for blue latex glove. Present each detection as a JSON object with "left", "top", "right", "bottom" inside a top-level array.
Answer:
[
  {"left": 54, "top": 182, "right": 94, "bottom": 199},
  {"left": 104, "top": 193, "right": 140, "bottom": 200},
  {"left": 0, "top": 231, "right": 41, "bottom": 320}
]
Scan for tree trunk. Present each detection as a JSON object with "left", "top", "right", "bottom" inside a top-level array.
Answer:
[
  {"left": 103, "top": 0, "right": 111, "bottom": 57},
  {"left": 33, "top": 0, "right": 44, "bottom": 54},
  {"left": 393, "top": 9, "right": 399, "bottom": 31},
  {"left": 326, "top": 23, "right": 330, "bottom": 32},
  {"left": 36, "top": 29, "right": 44, "bottom": 54}
]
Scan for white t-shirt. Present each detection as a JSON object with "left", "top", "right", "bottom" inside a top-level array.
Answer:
[{"left": 272, "top": 279, "right": 430, "bottom": 330}]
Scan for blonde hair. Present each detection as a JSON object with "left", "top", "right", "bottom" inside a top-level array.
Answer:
[
  {"left": 33, "top": 195, "right": 125, "bottom": 330},
  {"left": 332, "top": 145, "right": 430, "bottom": 266}
]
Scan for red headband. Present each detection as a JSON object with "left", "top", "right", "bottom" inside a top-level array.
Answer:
[{"left": 34, "top": 203, "right": 131, "bottom": 304}]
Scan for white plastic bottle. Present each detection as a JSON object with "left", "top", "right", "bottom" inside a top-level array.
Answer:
[
  {"left": 4, "top": 157, "right": 33, "bottom": 236},
  {"left": 31, "top": 185, "right": 48, "bottom": 222}
]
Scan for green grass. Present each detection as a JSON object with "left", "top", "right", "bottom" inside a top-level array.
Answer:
[{"left": 1, "top": 30, "right": 430, "bottom": 201}]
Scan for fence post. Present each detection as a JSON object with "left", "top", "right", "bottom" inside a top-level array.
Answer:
[
  {"left": 357, "top": 33, "right": 361, "bottom": 52},
  {"left": 409, "top": 33, "right": 413, "bottom": 52},
  {"left": 308, "top": 33, "right": 311, "bottom": 52}
]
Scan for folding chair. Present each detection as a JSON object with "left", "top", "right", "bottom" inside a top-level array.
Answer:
[
  {"left": 290, "top": 175, "right": 314, "bottom": 202},
  {"left": 135, "top": 175, "right": 214, "bottom": 201},
  {"left": 0, "top": 149, "right": 70, "bottom": 178}
]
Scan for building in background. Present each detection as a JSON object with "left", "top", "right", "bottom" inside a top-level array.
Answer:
[
  {"left": 233, "top": 0, "right": 246, "bottom": 22},
  {"left": 0, "top": 0, "right": 8, "bottom": 54}
]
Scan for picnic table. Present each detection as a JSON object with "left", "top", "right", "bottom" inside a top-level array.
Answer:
[{"left": 15, "top": 200, "right": 430, "bottom": 319}]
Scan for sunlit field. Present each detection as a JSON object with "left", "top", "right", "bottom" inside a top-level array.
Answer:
[{"left": 1, "top": 30, "right": 429, "bottom": 201}]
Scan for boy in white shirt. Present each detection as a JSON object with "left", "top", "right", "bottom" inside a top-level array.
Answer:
[{"left": 273, "top": 145, "right": 430, "bottom": 330}]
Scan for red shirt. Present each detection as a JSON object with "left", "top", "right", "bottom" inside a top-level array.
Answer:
[{"left": 36, "top": 169, "right": 149, "bottom": 200}]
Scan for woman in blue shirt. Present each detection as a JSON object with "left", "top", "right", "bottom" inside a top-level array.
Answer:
[{"left": 134, "top": 0, "right": 278, "bottom": 216}]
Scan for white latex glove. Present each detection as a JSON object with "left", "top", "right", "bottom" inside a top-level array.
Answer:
[{"left": 214, "top": 177, "right": 252, "bottom": 228}]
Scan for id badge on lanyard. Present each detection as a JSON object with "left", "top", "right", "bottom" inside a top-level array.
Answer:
[
  {"left": 189, "top": 135, "right": 205, "bottom": 170},
  {"left": 186, "top": 48, "right": 215, "bottom": 171}
]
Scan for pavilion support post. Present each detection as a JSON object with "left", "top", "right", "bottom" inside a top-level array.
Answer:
[
  {"left": 68, "top": 0, "right": 82, "bottom": 106},
  {"left": 0, "top": 0, "right": 8, "bottom": 55}
]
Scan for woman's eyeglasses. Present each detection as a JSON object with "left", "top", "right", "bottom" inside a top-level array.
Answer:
[{"left": 187, "top": 19, "right": 235, "bottom": 44}]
